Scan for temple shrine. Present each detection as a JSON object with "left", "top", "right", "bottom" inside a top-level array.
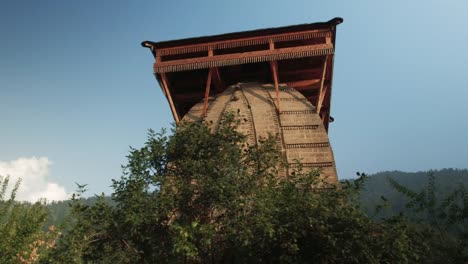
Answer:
[{"left": 142, "top": 17, "right": 343, "bottom": 183}]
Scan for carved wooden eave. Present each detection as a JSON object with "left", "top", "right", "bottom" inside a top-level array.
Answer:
[{"left": 142, "top": 17, "right": 343, "bottom": 131}]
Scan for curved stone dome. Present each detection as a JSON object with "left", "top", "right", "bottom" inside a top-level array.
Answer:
[{"left": 182, "top": 82, "right": 337, "bottom": 184}]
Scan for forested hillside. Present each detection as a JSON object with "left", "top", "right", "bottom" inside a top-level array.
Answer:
[
  {"left": 45, "top": 169, "right": 468, "bottom": 226},
  {"left": 45, "top": 196, "right": 115, "bottom": 228},
  {"left": 359, "top": 169, "right": 468, "bottom": 218}
]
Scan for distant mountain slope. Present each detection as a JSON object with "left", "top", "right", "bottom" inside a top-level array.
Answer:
[
  {"left": 45, "top": 169, "right": 467, "bottom": 226},
  {"left": 358, "top": 168, "right": 468, "bottom": 218},
  {"left": 45, "top": 196, "right": 114, "bottom": 228}
]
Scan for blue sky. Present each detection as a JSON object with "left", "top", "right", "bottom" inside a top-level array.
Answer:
[{"left": 1, "top": 0, "right": 467, "bottom": 200}]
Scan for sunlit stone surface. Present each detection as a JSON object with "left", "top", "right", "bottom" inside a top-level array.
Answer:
[{"left": 182, "top": 82, "right": 338, "bottom": 184}]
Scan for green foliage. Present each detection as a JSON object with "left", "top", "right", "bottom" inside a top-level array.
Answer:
[
  {"left": 359, "top": 169, "right": 468, "bottom": 219},
  {"left": 47, "top": 114, "right": 436, "bottom": 263},
  {"left": 0, "top": 175, "right": 53, "bottom": 264},
  {"left": 385, "top": 173, "right": 467, "bottom": 263},
  {"left": 43, "top": 195, "right": 115, "bottom": 230},
  {"left": 357, "top": 170, "right": 467, "bottom": 263}
]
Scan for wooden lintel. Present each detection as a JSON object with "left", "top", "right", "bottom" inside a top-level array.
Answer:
[
  {"left": 201, "top": 70, "right": 213, "bottom": 118},
  {"left": 269, "top": 60, "right": 281, "bottom": 113},
  {"left": 154, "top": 43, "right": 334, "bottom": 73},
  {"left": 160, "top": 73, "right": 180, "bottom": 123},
  {"left": 316, "top": 55, "right": 329, "bottom": 114}
]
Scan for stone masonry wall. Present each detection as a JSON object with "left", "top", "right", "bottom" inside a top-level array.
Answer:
[{"left": 182, "top": 83, "right": 338, "bottom": 184}]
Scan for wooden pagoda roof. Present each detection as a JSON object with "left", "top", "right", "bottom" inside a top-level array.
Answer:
[{"left": 142, "top": 17, "right": 343, "bottom": 131}]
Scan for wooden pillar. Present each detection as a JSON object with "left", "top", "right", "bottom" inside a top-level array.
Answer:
[
  {"left": 269, "top": 39, "right": 281, "bottom": 113},
  {"left": 201, "top": 48, "right": 214, "bottom": 118},
  {"left": 160, "top": 73, "right": 180, "bottom": 123},
  {"left": 201, "top": 69, "right": 213, "bottom": 118},
  {"left": 317, "top": 55, "right": 329, "bottom": 114}
]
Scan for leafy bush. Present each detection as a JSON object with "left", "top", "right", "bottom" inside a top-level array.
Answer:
[
  {"left": 47, "top": 114, "right": 435, "bottom": 263},
  {"left": 0, "top": 176, "right": 58, "bottom": 263}
]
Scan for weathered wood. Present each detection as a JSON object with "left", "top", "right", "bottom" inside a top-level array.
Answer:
[
  {"left": 323, "top": 54, "right": 335, "bottom": 132},
  {"left": 269, "top": 39, "right": 281, "bottom": 113},
  {"left": 270, "top": 61, "right": 281, "bottom": 113},
  {"left": 155, "top": 30, "right": 332, "bottom": 56},
  {"left": 317, "top": 85, "right": 328, "bottom": 114},
  {"left": 316, "top": 55, "right": 328, "bottom": 114},
  {"left": 211, "top": 67, "right": 225, "bottom": 92},
  {"left": 201, "top": 70, "right": 213, "bottom": 117},
  {"left": 154, "top": 44, "right": 334, "bottom": 73},
  {"left": 160, "top": 73, "right": 180, "bottom": 123},
  {"left": 144, "top": 18, "right": 342, "bottom": 130}
]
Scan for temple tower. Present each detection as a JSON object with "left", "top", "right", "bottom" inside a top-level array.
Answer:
[{"left": 142, "top": 18, "right": 343, "bottom": 183}]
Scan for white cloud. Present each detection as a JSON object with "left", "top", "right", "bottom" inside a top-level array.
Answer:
[{"left": 0, "top": 157, "right": 69, "bottom": 202}]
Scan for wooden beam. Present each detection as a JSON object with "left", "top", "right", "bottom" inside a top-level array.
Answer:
[
  {"left": 286, "top": 79, "right": 321, "bottom": 88},
  {"left": 154, "top": 43, "right": 334, "bottom": 73},
  {"left": 160, "top": 73, "right": 180, "bottom": 123},
  {"left": 170, "top": 80, "right": 319, "bottom": 96},
  {"left": 270, "top": 61, "right": 280, "bottom": 113},
  {"left": 294, "top": 86, "right": 319, "bottom": 92},
  {"left": 316, "top": 55, "right": 328, "bottom": 114},
  {"left": 211, "top": 67, "right": 225, "bottom": 92},
  {"left": 323, "top": 54, "right": 336, "bottom": 132},
  {"left": 207, "top": 48, "right": 226, "bottom": 93},
  {"left": 279, "top": 68, "right": 323, "bottom": 80},
  {"left": 269, "top": 38, "right": 275, "bottom": 50},
  {"left": 317, "top": 84, "right": 328, "bottom": 114},
  {"left": 201, "top": 69, "right": 213, "bottom": 118},
  {"left": 269, "top": 39, "right": 281, "bottom": 113},
  {"left": 157, "top": 29, "right": 332, "bottom": 56}
]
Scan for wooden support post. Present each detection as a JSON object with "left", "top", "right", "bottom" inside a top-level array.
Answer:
[
  {"left": 160, "top": 73, "right": 180, "bottom": 123},
  {"left": 316, "top": 55, "right": 328, "bottom": 114},
  {"left": 201, "top": 48, "right": 214, "bottom": 118},
  {"left": 269, "top": 38, "right": 275, "bottom": 50},
  {"left": 201, "top": 69, "right": 213, "bottom": 118},
  {"left": 286, "top": 79, "right": 321, "bottom": 89},
  {"left": 269, "top": 39, "right": 281, "bottom": 113},
  {"left": 211, "top": 67, "right": 225, "bottom": 92},
  {"left": 317, "top": 84, "right": 328, "bottom": 115},
  {"left": 270, "top": 61, "right": 281, "bottom": 113},
  {"left": 209, "top": 45, "right": 223, "bottom": 92}
]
